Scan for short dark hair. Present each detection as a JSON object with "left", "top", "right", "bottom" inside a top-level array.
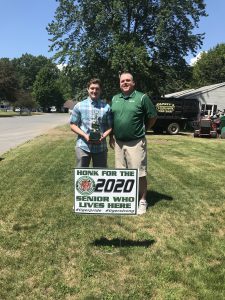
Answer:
[
  {"left": 87, "top": 78, "right": 102, "bottom": 89},
  {"left": 119, "top": 72, "right": 134, "bottom": 81}
]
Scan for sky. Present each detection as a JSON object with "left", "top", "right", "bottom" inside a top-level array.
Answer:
[
  {"left": 0, "top": 0, "right": 58, "bottom": 59},
  {"left": 0, "top": 0, "right": 225, "bottom": 64}
]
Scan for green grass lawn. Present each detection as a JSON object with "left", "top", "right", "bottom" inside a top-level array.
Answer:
[
  {"left": 0, "top": 111, "right": 18, "bottom": 117},
  {"left": 0, "top": 111, "right": 43, "bottom": 117},
  {"left": 0, "top": 127, "right": 225, "bottom": 299}
]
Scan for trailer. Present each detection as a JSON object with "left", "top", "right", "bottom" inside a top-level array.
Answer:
[{"left": 151, "top": 97, "right": 201, "bottom": 135}]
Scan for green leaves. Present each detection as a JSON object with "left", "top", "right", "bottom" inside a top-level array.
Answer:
[
  {"left": 0, "top": 58, "right": 19, "bottom": 101},
  {"left": 32, "top": 64, "right": 64, "bottom": 111},
  {"left": 47, "top": 0, "right": 207, "bottom": 96},
  {"left": 192, "top": 43, "right": 225, "bottom": 87},
  {"left": 12, "top": 54, "right": 52, "bottom": 91}
]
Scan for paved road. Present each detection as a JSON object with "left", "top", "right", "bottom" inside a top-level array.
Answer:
[{"left": 0, "top": 113, "right": 69, "bottom": 155}]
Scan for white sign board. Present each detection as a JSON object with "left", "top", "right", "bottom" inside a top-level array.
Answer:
[{"left": 74, "top": 168, "right": 139, "bottom": 215}]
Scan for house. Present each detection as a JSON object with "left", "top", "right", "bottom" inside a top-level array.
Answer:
[
  {"left": 63, "top": 99, "right": 77, "bottom": 113},
  {"left": 165, "top": 82, "right": 225, "bottom": 116},
  {"left": 0, "top": 100, "right": 13, "bottom": 111}
]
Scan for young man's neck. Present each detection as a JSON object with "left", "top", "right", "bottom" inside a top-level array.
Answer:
[{"left": 89, "top": 97, "right": 99, "bottom": 101}]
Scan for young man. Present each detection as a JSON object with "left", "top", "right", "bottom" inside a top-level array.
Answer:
[
  {"left": 110, "top": 72, "right": 157, "bottom": 214},
  {"left": 70, "top": 78, "right": 112, "bottom": 167}
]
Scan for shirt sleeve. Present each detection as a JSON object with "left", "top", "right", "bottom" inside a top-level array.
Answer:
[
  {"left": 142, "top": 94, "right": 157, "bottom": 119},
  {"left": 70, "top": 103, "right": 81, "bottom": 125}
]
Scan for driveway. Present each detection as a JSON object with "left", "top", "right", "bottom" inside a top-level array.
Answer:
[{"left": 0, "top": 113, "right": 69, "bottom": 155}]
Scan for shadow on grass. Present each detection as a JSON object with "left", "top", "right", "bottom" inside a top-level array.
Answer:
[
  {"left": 91, "top": 237, "right": 155, "bottom": 248},
  {"left": 0, "top": 157, "right": 5, "bottom": 161},
  {"left": 12, "top": 223, "right": 39, "bottom": 231},
  {"left": 147, "top": 190, "right": 173, "bottom": 207},
  {"left": 146, "top": 131, "right": 193, "bottom": 136}
]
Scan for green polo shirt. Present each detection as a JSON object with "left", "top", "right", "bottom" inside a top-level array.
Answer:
[{"left": 111, "top": 90, "right": 157, "bottom": 141}]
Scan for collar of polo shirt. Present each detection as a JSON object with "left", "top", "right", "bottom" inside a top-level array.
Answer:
[{"left": 120, "top": 90, "right": 136, "bottom": 99}]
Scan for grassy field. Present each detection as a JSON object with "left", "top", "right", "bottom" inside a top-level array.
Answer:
[
  {"left": 0, "top": 111, "right": 18, "bottom": 117},
  {"left": 0, "top": 127, "right": 225, "bottom": 299},
  {"left": 0, "top": 111, "right": 42, "bottom": 117}
]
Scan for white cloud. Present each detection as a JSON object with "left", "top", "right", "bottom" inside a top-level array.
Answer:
[
  {"left": 190, "top": 51, "right": 207, "bottom": 66},
  {"left": 57, "top": 63, "right": 67, "bottom": 71}
]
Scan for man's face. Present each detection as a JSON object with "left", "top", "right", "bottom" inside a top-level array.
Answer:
[
  {"left": 87, "top": 83, "right": 101, "bottom": 100},
  {"left": 120, "top": 73, "right": 135, "bottom": 95}
]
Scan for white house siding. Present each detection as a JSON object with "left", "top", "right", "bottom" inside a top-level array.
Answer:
[{"left": 184, "top": 86, "right": 225, "bottom": 111}]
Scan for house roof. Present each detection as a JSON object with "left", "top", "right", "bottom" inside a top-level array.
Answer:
[
  {"left": 63, "top": 99, "right": 76, "bottom": 109},
  {"left": 165, "top": 82, "right": 225, "bottom": 98}
]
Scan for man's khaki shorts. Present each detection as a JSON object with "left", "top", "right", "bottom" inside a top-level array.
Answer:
[{"left": 115, "top": 137, "right": 147, "bottom": 177}]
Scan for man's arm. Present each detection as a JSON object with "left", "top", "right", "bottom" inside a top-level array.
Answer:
[
  {"left": 70, "top": 123, "right": 89, "bottom": 142},
  {"left": 99, "top": 127, "right": 112, "bottom": 141},
  {"left": 109, "top": 133, "right": 115, "bottom": 149},
  {"left": 146, "top": 116, "right": 157, "bottom": 130},
  {"left": 142, "top": 94, "right": 157, "bottom": 131}
]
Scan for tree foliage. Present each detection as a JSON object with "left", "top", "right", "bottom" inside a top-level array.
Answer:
[
  {"left": 0, "top": 54, "right": 70, "bottom": 110},
  {"left": 192, "top": 43, "right": 225, "bottom": 87},
  {"left": 0, "top": 58, "right": 19, "bottom": 101},
  {"left": 58, "top": 69, "right": 74, "bottom": 100},
  {"left": 12, "top": 54, "right": 52, "bottom": 91},
  {"left": 14, "top": 90, "right": 38, "bottom": 114},
  {"left": 32, "top": 64, "right": 64, "bottom": 111},
  {"left": 47, "top": 0, "right": 206, "bottom": 97}
]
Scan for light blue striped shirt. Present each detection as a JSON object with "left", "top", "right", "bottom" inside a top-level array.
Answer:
[{"left": 70, "top": 97, "right": 112, "bottom": 153}]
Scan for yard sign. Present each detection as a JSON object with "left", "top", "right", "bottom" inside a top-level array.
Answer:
[{"left": 74, "top": 168, "right": 139, "bottom": 215}]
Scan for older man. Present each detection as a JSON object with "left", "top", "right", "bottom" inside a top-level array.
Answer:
[{"left": 110, "top": 72, "right": 157, "bottom": 214}]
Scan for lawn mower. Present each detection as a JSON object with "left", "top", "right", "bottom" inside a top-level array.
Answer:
[{"left": 194, "top": 116, "right": 218, "bottom": 138}]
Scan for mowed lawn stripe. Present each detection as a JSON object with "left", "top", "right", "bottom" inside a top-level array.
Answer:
[{"left": 0, "top": 128, "right": 224, "bottom": 299}]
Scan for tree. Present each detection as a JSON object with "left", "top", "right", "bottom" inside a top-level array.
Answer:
[
  {"left": 58, "top": 69, "right": 74, "bottom": 100},
  {"left": 160, "top": 64, "right": 193, "bottom": 95},
  {"left": 32, "top": 64, "right": 64, "bottom": 111},
  {"left": 14, "top": 90, "right": 38, "bottom": 114},
  {"left": 12, "top": 54, "right": 53, "bottom": 91},
  {"left": 47, "top": 0, "right": 207, "bottom": 96},
  {"left": 0, "top": 58, "right": 19, "bottom": 102},
  {"left": 192, "top": 43, "right": 225, "bottom": 87}
]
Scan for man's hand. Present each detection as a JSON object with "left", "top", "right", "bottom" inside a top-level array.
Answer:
[
  {"left": 83, "top": 133, "right": 90, "bottom": 142},
  {"left": 109, "top": 135, "right": 115, "bottom": 149},
  {"left": 70, "top": 124, "right": 91, "bottom": 142},
  {"left": 99, "top": 134, "right": 105, "bottom": 143}
]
